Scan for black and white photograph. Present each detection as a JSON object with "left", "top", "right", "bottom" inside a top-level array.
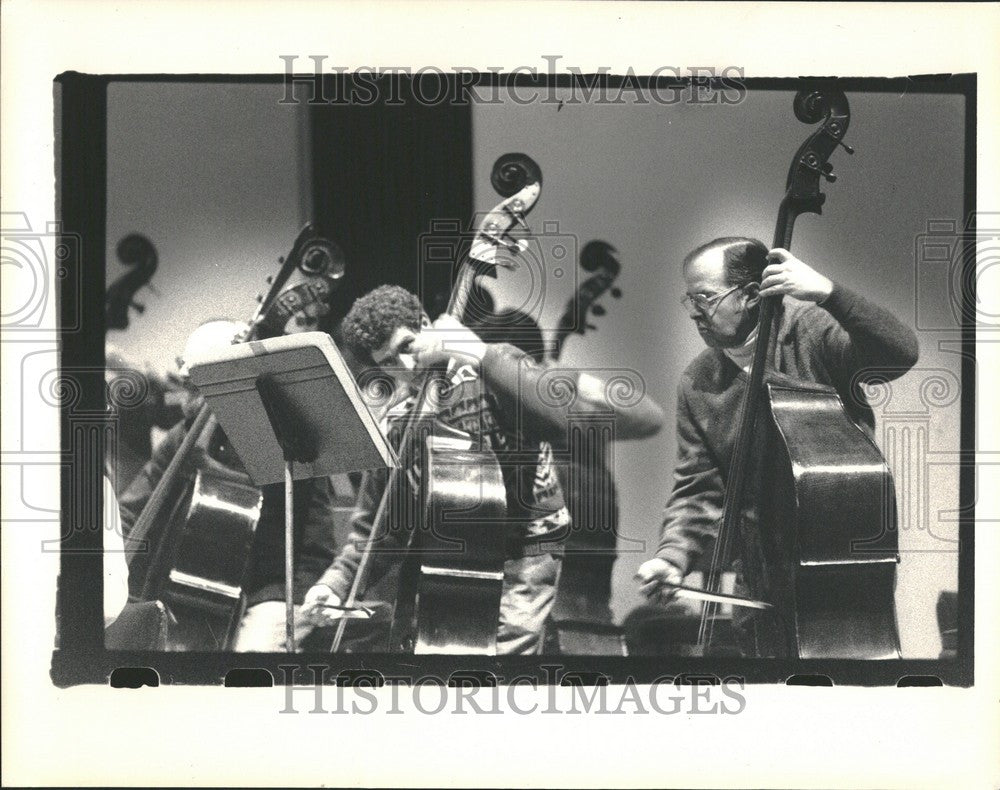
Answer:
[
  {"left": 3, "top": 2, "right": 998, "bottom": 788},
  {"left": 68, "top": 74, "right": 968, "bottom": 667}
]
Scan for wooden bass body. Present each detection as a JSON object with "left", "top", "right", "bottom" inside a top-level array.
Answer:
[
  {"left": 145, "top": 467, "right": 262, "bottom": 650},
  {"left": 389, "top": 436, "right": 508, "bottom": 654},
  {"left": 760, "top": 380, "right": 901, "bottom": 659}
]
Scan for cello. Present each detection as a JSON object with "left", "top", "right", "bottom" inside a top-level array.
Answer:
[
  {"left": 697, "top": 88, "right": 902, "bottom": 659},
  {"left": 331, "top": 154, "right": 543, "bottom": 655}
]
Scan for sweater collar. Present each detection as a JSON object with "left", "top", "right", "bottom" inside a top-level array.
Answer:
[{"left": 722, "top": 326, "right": 759, "bottom": 372}]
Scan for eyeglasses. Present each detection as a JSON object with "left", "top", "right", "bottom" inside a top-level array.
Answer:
[{"left": 680, "top": 285, "right": 742, "bottom": 315}]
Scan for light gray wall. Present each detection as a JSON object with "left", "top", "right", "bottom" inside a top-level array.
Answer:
[{"left": 105, "top": 82, "right": 309, "bottom": 376}]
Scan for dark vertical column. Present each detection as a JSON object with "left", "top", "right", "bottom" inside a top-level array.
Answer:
[
  {"left": 308, "top": 76, "right": 473, "bottom": 320},
  {"left": 957, "top": 79, "right": 976, "bottom": 672},
  {"left": 55, "top": 73, "right": 108, "bottom": 656}
]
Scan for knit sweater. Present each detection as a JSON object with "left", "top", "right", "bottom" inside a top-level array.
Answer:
[{"left": 656, "top": 284, "right": 919, "bottom": 577}]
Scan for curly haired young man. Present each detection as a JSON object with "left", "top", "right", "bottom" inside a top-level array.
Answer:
[{"left": 303, "top": 285, "right": 663, "bottom": 654}]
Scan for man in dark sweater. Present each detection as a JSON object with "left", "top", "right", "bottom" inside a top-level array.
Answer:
[{"left": 635, "top": 237, "right": 919, "bottom": 657}]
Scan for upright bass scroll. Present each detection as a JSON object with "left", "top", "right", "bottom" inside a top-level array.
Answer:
[{"left": 106, "top": 233, "right": 159, "bottom": 331}]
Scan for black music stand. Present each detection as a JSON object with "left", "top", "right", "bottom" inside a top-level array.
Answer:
[{"left": 188, "top": 332, "right": 396, "bottom": 652}]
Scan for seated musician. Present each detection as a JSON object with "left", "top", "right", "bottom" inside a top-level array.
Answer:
[
  {"left": 118, "top": 318, "right": 339, "bottom": 651},
  {"left": 302, "top": 285, "right": 663, "bottom": 654},
  {"left": 634, "top": 237, "right": 919, "bottom": 657}
]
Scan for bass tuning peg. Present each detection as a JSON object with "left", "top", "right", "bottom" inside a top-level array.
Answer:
[
  {"left": 805, "top": 160, "right": 838, "bottom": 183},
  {"left": 505, "top": 203, "right": 529, "bottom": 230}
]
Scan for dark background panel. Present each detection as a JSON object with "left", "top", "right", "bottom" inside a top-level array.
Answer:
[{"left": 309, "top": 75, "right": 473, "bottom": 319}]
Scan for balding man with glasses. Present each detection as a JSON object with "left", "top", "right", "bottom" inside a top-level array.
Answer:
[{"left": 635, "top": 236, "right": 918, "bottom": 656}]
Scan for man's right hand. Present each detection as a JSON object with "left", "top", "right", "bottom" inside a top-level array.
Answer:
[
  {"left": 635, "top": 558, "right": 685, "bottom": 604},
  {"left": 301, "top": 584, "right": 343, "bottom": 626}
]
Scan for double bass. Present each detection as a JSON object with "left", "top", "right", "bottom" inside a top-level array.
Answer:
[
  {"left": 698, "top": 88, "right": 902, "bottom": 659},
  {"left": 124, "top": 224, "right": 347, "bottom": 650},
  {"left": 331, "top": 154, "right": 543, "bottom": 655}
]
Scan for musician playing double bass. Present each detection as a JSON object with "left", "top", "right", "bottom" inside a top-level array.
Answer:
[
  {"left": 299, "top": 285, "right": 568, "bottom": 654},
  {"left": 302, "top": 285, "right": 664, "bottom": 654},
  {"left": 117, "top": 227, "right": 349, "bottom": 651},
  {"left": 118, "top": 318, "right": 340, "bottom": 652},
  {"left": 635, "top": 237, "right": 919, "bottom": 657}
]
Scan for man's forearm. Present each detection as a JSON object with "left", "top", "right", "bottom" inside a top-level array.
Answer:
[
  {"left": 657, "top": 505, "right": 721, "bottom": 576},
  {"left": 820, "top": 283, "right": 919, "bottom": 375},
  {"left": 479, "top": 343, "right": 665, "bottom": 442},
  {"left": 478, "top": 343, "right": 573, "bottom": 441}
]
